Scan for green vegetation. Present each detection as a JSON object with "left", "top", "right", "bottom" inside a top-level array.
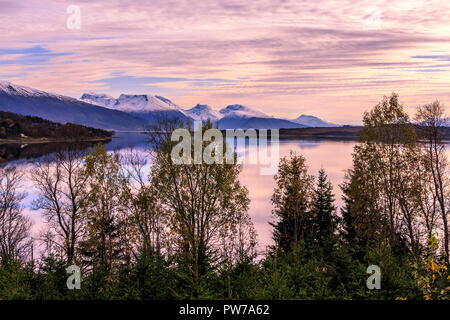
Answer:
[
  {"left": 0, "top": 95, "right": 448, "bottom": 300},
  {"left": 0, "top": 110, "right": 113, "bottom": 140}
]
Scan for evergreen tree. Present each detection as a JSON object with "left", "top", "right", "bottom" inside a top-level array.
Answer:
[
  {"left": 312, "top": 169, "right": 337, "bottom": 252},
  {"left": 340, "top": 178, "right": 357, "bottom": 245}
]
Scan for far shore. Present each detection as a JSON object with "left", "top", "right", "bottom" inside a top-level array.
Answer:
[
  {"left": 2, "top": 125, "right": 449, "bottom": 144},
  {"left": 0, "top": 136, "right": 114, "bottom": 144}
]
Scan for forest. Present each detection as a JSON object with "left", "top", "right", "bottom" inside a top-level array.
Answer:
[
  {"left": 0, "top": 110, "right": 113, "bottom": 140},
  {"left": 0, "top": 94, "right": 448, "bottom": 300}
]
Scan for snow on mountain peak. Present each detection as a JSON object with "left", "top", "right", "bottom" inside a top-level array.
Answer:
[
  {"left": 0, "top": 80, "right": 46, "bottom": 96},
  {"left": 222, "top": 104, "right": 245, "bottom": 111},
  {"left": 80, "top": 92, "right": 116, "bottom": 108},
  {"left": 82, "top": 92, "right": 114, "bottom": 99},
  {"left": 192, "top": 104, "right": 210, "bottom": 110},
  {"left": 185, "top": 104, "right": 220, "bottom": 121},
  {"left": 291, "top": 114, "right": 337, "bottom": 127},
  {"left": 80, "top": 92, "right": 182, "bottom": 113},
  {"left": 0, "top": 80, "right": 12, "bottom": 89},
  {"left": 219, "top": 104, "right": 268, "bottom": 118},
  {"left": 155, "top": 95, "right": 178, "bottom": 108},
  {"left": 0, "top": 80, "right": 77, "bottom": 102}
]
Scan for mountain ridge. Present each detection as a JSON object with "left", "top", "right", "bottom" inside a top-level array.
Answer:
[
  {"left": 0, "top": 81, "right": 148, "bottom": 131},
  {"left": 82, "top": 92, "right": 335, "bottom": 128}
]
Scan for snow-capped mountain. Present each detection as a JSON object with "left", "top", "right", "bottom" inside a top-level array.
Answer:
[
  {"left": 114, "top": 94, "right": 182, "bottom": 112},
  {"left": 81, "top": 93, "right": 183, "bottom": 113},
  {"left": 81, "top": 92, "right": 190, "bottom": 124},
  {"left": 291, "top": 114, "right": 337, "bottom": 127},
  {"left": 80, "top": 92, "right": 116, "bottom": 109},
  {"left": 0, "top": 81, "right": 338, "bottom": 131},
  {"left": 219, "top": 104, "right": 269, "bottom": 118},
  {"left": 185, "top": 104, "right": 221, "bottom": 121},
  {"left": 182, "top": 103, "right": 309, "bottom": 129},
  {"left": 0, "top": 81, "right": 52, "bottom": 97},
  {"left": 0, "top": 81, "right": 147, "bottom": 130},
  {"left": 216, "top": 104, "right": 306, "bottom": 129}
]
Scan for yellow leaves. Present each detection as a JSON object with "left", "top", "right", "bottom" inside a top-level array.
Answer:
[
  {"left": 431, "top": 261, "right": 436, "bottom": 272},
  {"left": 413, "top": 232, "right": 450, "bottom": 300}
]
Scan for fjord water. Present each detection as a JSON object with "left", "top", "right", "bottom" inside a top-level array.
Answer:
[{"left": 5, "top": 132, "right": 355, "bottom": 252}]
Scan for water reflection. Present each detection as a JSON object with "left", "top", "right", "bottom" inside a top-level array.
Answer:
[
  {"left": 0, "top": 140, "right": 111, "bottom": 163},
  {"left": 105, "top": 132, "right": 149, "bottom": 150}
]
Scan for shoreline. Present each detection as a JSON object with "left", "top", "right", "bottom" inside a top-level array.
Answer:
[{"left": 0, "top": 136, "right": 114, "bottom": 144}]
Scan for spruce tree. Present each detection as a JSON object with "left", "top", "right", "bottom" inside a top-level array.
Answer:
[
  {"left": 340, "top": 178, "right": 357, "bottom": 245},
  {"left": 313, "top": 168, "right": 337, "bottom": 252}
]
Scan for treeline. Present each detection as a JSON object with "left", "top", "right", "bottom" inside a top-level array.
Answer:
[
  {"left": 279, "top": 125, "right": 450, "bottom": 140},
  {"left": 0, "top": 94, "right": 448, "bottom": 300},
  {"left": 0, "top": 110, "right": 113, "bottom": 139}
]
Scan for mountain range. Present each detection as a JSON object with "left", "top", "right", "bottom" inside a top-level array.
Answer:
[
  {"left": 0, "top": 81, "right": 338, "bottom": 131},
  {"left": 81, "top": 92, "right": 337, "bottom": 129}
]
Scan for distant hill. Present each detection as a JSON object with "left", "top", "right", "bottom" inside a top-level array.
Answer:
[
  {"left": 0, "top": 81, "right": 148, "bottom": 131},
  {"left": 0, "top": 110, "right": 113, "bottom": 140},
  {"left": 290, "top": 114, "right": 337, "bottom": 127},
  {"left": 279, "top": 126, "right": 362, "bottom": 140},
  {"left": 219, "top": 116, "right": 307, "bottom": 129},
  {"left": 279, "top": 125, "right": 450, "bottom": 140},
  {"left": 216, "top": 104, "right": 307, "bottom": 129}
]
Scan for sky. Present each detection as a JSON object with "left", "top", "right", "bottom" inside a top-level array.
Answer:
[{"left": 1, "top": 0, "right": 450, "bottom": 124}]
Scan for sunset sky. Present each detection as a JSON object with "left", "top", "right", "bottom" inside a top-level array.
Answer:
[{"left": 1, "top": 0, "right": 450, "bottom": 124}]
